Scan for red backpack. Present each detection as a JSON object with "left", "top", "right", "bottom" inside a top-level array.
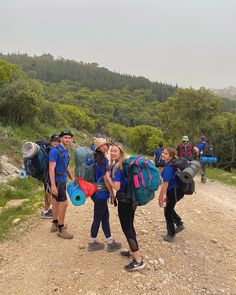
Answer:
[{"left": 177, "top": 143, "right": 193, "bottom": 160}]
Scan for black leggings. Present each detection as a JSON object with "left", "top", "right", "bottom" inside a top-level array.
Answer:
[
  {"left": 118, "top": 201, "right": 139, "bottom": 252},
  {"left": 91, "top": 198, "right": 111, "bottom": 239},
  {"left": 164, "top": 187, "right": 184, "bottom": 236}
]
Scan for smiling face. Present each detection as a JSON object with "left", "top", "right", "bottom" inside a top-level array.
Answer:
[
  {"left": 162, "top": 148, "right": 172, "bottom": 163},
  {"left": 110, "top": 145, "right": 122, "bottom": 161},
  {"left": 60, "top": 135, "right": 72, "bottom": 147},
  {"left": 97, "top": 144, "right": 109, "bottom": 153}
]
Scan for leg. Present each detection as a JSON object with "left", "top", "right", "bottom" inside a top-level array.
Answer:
[{"left": 164, "top": 188, "right": 177, "bottom": 237}]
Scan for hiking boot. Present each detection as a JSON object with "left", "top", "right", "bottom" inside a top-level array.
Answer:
[
  {"left": 124, "top": 259, "right": 145, "bottom": 272},
  {"left": 50, "top": 222, "right": 58, "bottom": 233},
  {"left": 201, "top": 176, "right": 206, "bottom": 183},
  {"left": 88, "top": 241, "right": 105, "bottom": 252},
  {"left": 163, "top": 234, "right": 175, "bottom": 243},
  {"left": 57, "top": 226, "right": 73, "bottom": 239},
  {"left": 107, "top": 241, "right": 122, "bottom": 252},
  {"left": 175, "top": 224, "right": 185, "bottom": 233},
  {"left": 120, "top": 251, "right": 132, "bottom": 259},
  {"left": 40, "top": 210, "right": 53, "bottom": 219}
]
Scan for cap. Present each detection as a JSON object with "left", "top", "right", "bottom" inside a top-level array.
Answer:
[
  {"left": 59, "top": 130, "right": 73, "bottom": 138},
  {"left": 50, "top": 135, "right": 60, "bottom": 142}
]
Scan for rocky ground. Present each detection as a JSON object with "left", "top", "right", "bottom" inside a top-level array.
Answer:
[{"left": 0, "top": 177, "right": 236, "bottom": 295}]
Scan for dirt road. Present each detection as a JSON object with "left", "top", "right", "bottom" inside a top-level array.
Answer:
[{"left": 0, "top": 177, "right": 236, "bottom": 295}]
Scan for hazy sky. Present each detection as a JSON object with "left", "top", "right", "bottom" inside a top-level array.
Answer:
[{"left": 1, "top": 0, "right": 236, "bottom": 89}]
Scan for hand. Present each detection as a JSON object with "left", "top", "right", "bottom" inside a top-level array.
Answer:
[{"left": 50, "top": 185, "right": 58, "bottom": 197}]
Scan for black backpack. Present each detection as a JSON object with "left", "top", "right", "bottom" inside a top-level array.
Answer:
[
  {"left": 202, "top": 143, "right": 213, "bottom": 157},
  {"left": 170, "top": 158, "right": 196, "bottom": 195}
]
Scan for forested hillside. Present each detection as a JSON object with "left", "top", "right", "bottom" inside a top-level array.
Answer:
[{"left": 0, "top": 55, "right": 235, "bottom": 168}]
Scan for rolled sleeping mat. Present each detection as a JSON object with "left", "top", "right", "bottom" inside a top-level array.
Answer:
[
  {"left": 178, "top": 160, "right": 201, "bottom": 184},
  {"left": 201, "top": 157, "right": 217, "bottom": 164},
  {"left": 67, "top": 181, "right": 86, "bottom": 206},
  {"left": 22, "top": 142, "right": 40, "bottom": 158},
  {"left": 19, "top": 169, "right": 27, "bottom": 179}
]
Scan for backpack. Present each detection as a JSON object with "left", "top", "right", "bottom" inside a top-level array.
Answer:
[
  {"left": 74, "top": 147, "right": 95, "bottom": 183},
  {"left": 124, "top": 156, "right": 160, "bottom": 206},
  {"left": 170, "top": 158, "right": 200, "bottom": 195},
  {"left": 177, "top": 143, "right": 193, "bottom": 160},
  {"left": 23, "top": 141, "right": 50, "bottom": 185},
  {"left": 202, "top": 143, "right": 213, "bottom": 157},
  {"left": 154, "top": 148, "right": 164, "bottom": 166}
]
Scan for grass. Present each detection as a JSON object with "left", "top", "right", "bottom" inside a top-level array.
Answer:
[{"left": 205, "top": 167, "right": 236, "bottom": 186}]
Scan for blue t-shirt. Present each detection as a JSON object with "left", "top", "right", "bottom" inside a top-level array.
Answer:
[
  {"left": 197, "top": 143, "right": 205, "bottom": 153},
  {"left": 161, "top": 162, "right": 179, "bottom": 191},
  {"left": 92, "top": 158, "right": 109, "bottom": 200},
  {"left": 111, "top": 164, "right": 128, "bottom": 192},
  {"left": 49, "top": 143, "right": 70, "bottom": 183}
]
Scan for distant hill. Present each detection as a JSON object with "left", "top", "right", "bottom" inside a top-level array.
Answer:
[
  {"left": 0, "top": 53, "right": 177, "bottom": 102},
  {"left": 213, "top": 86, "right": 236, "bottom": 101}
]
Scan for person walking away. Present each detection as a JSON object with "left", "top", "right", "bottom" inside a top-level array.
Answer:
[
  {"left": 158, "top": 147, "right": 185, "bottom": 242},
  {"left": 49, "top": 130, "right": 74, "bottom": 239},
  {"left": 88, "top": 138, "right": 122, "bottom": 252},
  {"left": 176, "top": 135, "right": 199, "bottom": 161},
  {"left": 153, "top": 142, "right": 165, "bottom": 174},
  {"left": 197, "top": 135, "right": 209, "bottom": 183},
  {"left": 40, "top": 135, "right": 60, "bottom": 219},
  {"left": 105, "top": 142, "right": 145, "bottom": 272}
]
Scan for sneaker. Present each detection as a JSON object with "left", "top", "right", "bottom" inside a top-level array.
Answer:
[
  {"left": 124, "top": 259, "right": 145, "bottom": 272},
  {"left": 175, "top": 224, "right": 185, "bottom": 233},
  {"left": 47, "top": 208, "right": 53, "bottom": 216},
  {"left": 107, "top": 241, "right": 122, "bottom": 252},
  {"left": 57, "top": 226, "right": 73, "bottom": 239},
  {"left": 163, "top": 234, "right": 175, "bottom": 243},
  {"left": 50, "top": 222, "right": 58, "bottom": 233},
  {"left": 40, "top": 210, "right": 53, "bottom": 219},
  {"left": 120, "top": 251, "right": 132, "bottom": 259},
  {"left": 88, "top": 241, "right": 105, "bottom": 252}
]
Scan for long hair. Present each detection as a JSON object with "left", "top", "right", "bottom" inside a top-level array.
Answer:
[
  {"left": 165, "top": 147, "right": 177, "bottom": 161},
  {"left": 94, "top": 150, "right": 107, "bottom": 171},
  {"left": 110, "top": 142, "right": 126, "bottom": 178}
]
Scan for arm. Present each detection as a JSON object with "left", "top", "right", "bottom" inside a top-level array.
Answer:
[
  {"left": 158, "top": 182, "right": 169, "bottom": 207},
  {"left": 193, "top": 146, "right": 199, "bottom": 156},
  {"left": 105, "top": 171, "right": 121, "bottom": 191},
  {"left": 49, "top": 161, "right": 58, "bottom": 196},
  {"left": 67, "top": 166, "right": 75, "bottom": 182}
]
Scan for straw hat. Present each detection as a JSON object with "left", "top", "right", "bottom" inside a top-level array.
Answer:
[{"left": 94, "top": 138, "right": 109, "bottom": 151}]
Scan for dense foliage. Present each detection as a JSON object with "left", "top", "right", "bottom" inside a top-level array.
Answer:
[{"left": 0, "top": 56, "right": 235, "bottom": 168}]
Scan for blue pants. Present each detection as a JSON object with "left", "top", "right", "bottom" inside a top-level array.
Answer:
[{"left": 91, "top": 198, "right": 111, "bottom": 238}]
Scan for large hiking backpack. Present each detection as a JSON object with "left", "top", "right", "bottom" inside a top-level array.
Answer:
[
  {"left": 170, "top": 157, "right": 200, "bottom": 195},
  {"left": 178, "top": 143, "right": 193, "bottom": 160},
  {"left": 154, "top": 148, "right": 165, "bottom": 167},
  {"left": 74, "top": 147, "right": 95, "bottom": 183},
  {"left": 22, "top": 141, "right": 50, "bottom": 184},
  {"left": 202, "top": 142, "right": 213, "bottom": 157},
  {"left": 124, "top": 156, "right": 160, "bottom": 206}
]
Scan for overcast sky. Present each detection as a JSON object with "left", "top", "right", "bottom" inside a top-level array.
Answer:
[{"left": 1, "top": 0, "right": 235, "bottom": 89}]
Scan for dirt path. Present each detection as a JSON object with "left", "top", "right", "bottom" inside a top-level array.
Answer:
[{"left": 0, "top": 177, "right": 236, "bottom": 295}]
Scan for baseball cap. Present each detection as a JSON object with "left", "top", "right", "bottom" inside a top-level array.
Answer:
[
  {"left": 59, "top": 130, "right": 73, "bottom": 138},
  {"left": 50, "top": 135, "right": 60, "bottom": 142}
]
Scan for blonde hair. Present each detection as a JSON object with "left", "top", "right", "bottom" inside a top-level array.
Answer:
[{"left": 110, "top": 142, "right": 127, "bottom": 177}]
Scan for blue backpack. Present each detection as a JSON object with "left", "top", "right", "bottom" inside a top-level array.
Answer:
[{"left": 124, "top": 156, "right": 160, "bottom": 206}]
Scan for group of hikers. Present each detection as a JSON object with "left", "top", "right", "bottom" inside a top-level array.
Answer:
[{"left": 36, "top": 130, "right": 212, "bottom": 272}]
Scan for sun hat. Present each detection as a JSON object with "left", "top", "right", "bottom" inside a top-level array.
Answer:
[
  {"left": 200, "top": 135, "right": 206, "bottom": 143},
  {"left": 94, "top": 138, "right": 109, "bottom": 151},
  {"left": 59, "top": 130, "right": 73, "bottom": 138},
  {"left": 182, "top": 135, "right": 189, "bottom": 142}
]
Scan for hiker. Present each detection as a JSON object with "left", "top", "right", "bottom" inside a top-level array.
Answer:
[
  {"left": 88, "top": 137, "right": 122, "bottom": 252},
  {"left": 105, "top": 142, "right": 145, "bottom": 272},
  {"left": 153, "top": 142, "right": 165, "bottom": 173},
  {"left": 40, "top": 135, "right": 60, "bottom": 219},
  {"left": 197, "top": 135, "right": 211, "bottom": 183},
  {"left": 176, "top": 135, "right": 199, "bottom": 161},
  {"left": 158, "top": 147, "right": 185, "bottom": 242},
  {"left": 49, "top": 130, "right": 74, "bottom": 239}
]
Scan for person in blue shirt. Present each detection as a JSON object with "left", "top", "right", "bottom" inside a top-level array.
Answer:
[
  {"left": 105, "top": 142, "right": 145, "bottom": 272},
  {"left": 158, "top": 147, "right": 185, "bottom": 242},
  {"left": 153, "top": 142, "right": 165, "bottom": 173},
  {"left": 197, "top": 135, "right": 207, "bottom": 183},
  {"left": 49, "top": 130, "right": 74, "bottom": 239},
  {"left": 88, "top": 138, "right": 122, "bottom": 253}
]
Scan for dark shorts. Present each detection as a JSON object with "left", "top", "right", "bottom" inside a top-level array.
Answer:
[{"left": 53, "top": 182, "right": 67, "bottom": 202}]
